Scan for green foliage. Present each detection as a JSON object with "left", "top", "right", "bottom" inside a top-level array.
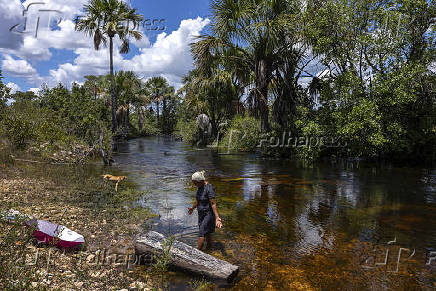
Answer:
[
  {"left": 0, "top": 70, "right": 10, "bottom": 111},
  {"left": 0, "top": 140, "right": 14, "bottom": 165},
  {"left": 0, "top": 213, "right": 46, "bottom": 290},
  {"left": 294, "top": 116, "right": 324, "bottom": 162},
  {"left": 301, "top": 0, "right": 436, "bottom": 161},
  {"left": 334, "top": 99, "right": 386, "bottom": 157},
  {"left": 2, "top": 107, "right": 36, "bottom": 149},
  {"left": 175, "top": 119, "right": 199, "bottom": 144},
  {"left": 39, "top": 83, "right": 111, "bottom": 144},
  {"left": 143, "top": 76, "right": 178, "bottom": 134},
  {"left": 219, "top": 115, "right": 261, "bottom": 152},
  {"left": 140, "top": 121, "right": 161, "bottom": 136},
  {"left": 189, "top": 278, "right": 213, "bottom": 291},
  {"left": 151, "top": 236, "right": 174, "bottom": 274},
  {"left": 1, "top": 100, "right": 66, "bottom": 149},
  {"left": 0, "top": 80, "right": 113, "bottom": 164},
  {"left": 150, "top": 236, "right": 174, "bottom": 290},
  {"left": 75, "top": 0, "right": 143, "bottom": 54}
]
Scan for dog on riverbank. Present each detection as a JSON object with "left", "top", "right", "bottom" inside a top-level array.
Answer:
[{"left": 101, "top": 174, "right": 126, "bottom": 192}]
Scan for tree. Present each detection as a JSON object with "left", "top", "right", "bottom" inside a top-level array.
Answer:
[
  {"left": 114, "top": 71, "right": 142, "bottom": 134},
  {"left": 10, "top": 91, "right": 38, "bottom": 103},
  {"left": 192, "top": 0, "right": 302, "bottom": 133},
  {"left": 0, "top": 71, "right": 10, "bottom": 112},
  {"left": 145, "top": 77, "right": 169, "bottom": 127},
  {"left": 179, "top": 68, "right": 241, "bottom": 140},
  {"left": 303, "top": 0, "right": 436, "bottom": 159},
  {"left": 83, "top": 75, "right": 106, "bottom": 100},
  {"left": 76, "top": 0, "right": 143, "bottom": 137}
]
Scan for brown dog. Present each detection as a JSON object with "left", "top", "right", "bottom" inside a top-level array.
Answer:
[{"left": 102, "top": 174, "right": 126, "bottom": 192}]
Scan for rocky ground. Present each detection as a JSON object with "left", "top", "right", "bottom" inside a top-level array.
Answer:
[{"left": 0, "top": 161, "right": 157, "bottom": 290}]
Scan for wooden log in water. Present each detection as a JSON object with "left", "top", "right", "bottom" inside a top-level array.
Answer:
[{"left": 135, "top": 231, "right": 239, "bottom": 282}]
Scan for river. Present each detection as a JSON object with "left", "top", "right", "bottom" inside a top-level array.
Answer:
[{"left": 113, "top": 137, "right": 436, "bottom": 290}]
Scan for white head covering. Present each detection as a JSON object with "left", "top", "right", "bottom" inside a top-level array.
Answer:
[{"left": 191, "top": 171, "right": 206, "bottom": 181}]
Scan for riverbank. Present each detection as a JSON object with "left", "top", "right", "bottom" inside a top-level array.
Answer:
[{"left": 0, "top": 161, "right": 156, "bottom": 290}]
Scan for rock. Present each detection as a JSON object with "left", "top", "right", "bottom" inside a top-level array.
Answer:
[
  {"left": 135, "top": 231, "right": 239, "bottom": 282},
  {"left": 86, "top": 254, "right": 95, "bottom": 263},
  {"left": 74, "top": 281, "right": 84, "bottom": 288}
]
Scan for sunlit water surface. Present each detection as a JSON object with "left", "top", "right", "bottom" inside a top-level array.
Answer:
[{"left": 113, "top": 137, "right": 436, "bottom": 290}]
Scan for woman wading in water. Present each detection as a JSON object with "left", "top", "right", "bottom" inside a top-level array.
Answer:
[{"left": 188, "top": 171, "right": 223, "bottom": 250}]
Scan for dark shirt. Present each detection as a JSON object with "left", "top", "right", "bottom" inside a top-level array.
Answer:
[{"left": 196, "top": 183, "right": 215, "bottom": 212}]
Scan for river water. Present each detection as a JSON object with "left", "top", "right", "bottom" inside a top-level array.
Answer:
[{"left": 114, "top": 137, "right": 436, "bottom": 290}]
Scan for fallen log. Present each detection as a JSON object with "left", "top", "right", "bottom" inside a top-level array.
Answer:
[{"left": 135, "top": 231, "right": 239, "bottom": 282}]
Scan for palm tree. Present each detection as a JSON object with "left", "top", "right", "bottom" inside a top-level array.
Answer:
[
  {"left": 114, "top": 71, "right": 142, "bottom": 132},
  {"left": 180, "top": 66, "right": 241, "bottom": 140},
  {"left": 83, "top": 75, "right": 105, "bottom": 100},
  {"left": 145, "top": 77, "right": 169, "bottom": 126},
  {"left": 179, "top": 70, "right": 208, "bottom": 116},
  {"left": 192, "top": 0, "right": 298, "bottom": 133},
  {"left": 76, "top": 0, "right": 143, "bottom": 136}
]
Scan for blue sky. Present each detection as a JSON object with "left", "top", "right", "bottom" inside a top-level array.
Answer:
[{"left": 0, "top": 0, "right": 212, "bottom": 93}]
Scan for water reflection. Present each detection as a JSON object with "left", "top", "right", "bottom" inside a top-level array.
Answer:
[{"left": 113, "top": 137, "right": 436, "bottom": 289}]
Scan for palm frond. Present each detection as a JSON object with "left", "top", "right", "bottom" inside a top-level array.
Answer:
[{"left": 119, "top": 39, "right": 130, "bottom": 54}]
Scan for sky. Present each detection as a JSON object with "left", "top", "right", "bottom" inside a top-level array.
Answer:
[{"left": 0, "top": 0, "right": 212, "bottom": 94}]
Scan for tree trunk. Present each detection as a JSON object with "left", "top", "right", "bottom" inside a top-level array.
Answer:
[
  {"left": 126, "top": 103, "right": 130, "bottom": 129},
  {"left": 135, "top": 231, "right": 239, "bottom": 282},
  {"left": 99, "top": 130, "right": 110, "bottom": 166},
  {"left": 162, "top": 98, "right": 167, "bottom": 133},
  {"left": 255, "top": 59, "right": 270, "bottom": 133},
  {"left": 138, "top": 107, "right": 144, "bottom": 133},
  {"left": 156, "top": 100, "right": 160, "bottom": 126},
  {"left": 109, "top": 37, "right": 118, "bottom": 135}
]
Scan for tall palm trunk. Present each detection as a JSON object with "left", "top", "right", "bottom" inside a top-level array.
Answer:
[
  {"left": 138, "top": 107, "right": 144, "bottom": 132},
  {"left": 109, "top": 36, "right": 118, "bottom": 135},
  {"left": 156, "top": 100, "right": 160, "bottom": 125},
  {"left": 126, "top": 104, "right": 130, "bottom": 129},
  {"left": 162, "top": 98, "right": 167, "bottom": 133},
  {"left": 256, "top": 58, "right": 270, "bottom": 133}
]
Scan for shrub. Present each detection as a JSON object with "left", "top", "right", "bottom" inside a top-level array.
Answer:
[
  {"left": 175, "top": 119, "right": 199, "bottom": 144},
  {"left": 219, "top": 115, "right": 261, "bottom": 152},
  {"left": 140, "top": 121, "right": 161, "bottom": 136},
  {"left": 0, "top": 139, "right": 14, "bottom": 165}
]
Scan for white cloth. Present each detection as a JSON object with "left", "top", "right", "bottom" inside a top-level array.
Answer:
[{"left": 192, "top": 171, "right": 206, "bottom": 181}]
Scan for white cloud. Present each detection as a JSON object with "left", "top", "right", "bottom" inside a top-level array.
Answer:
[
  {"left": 29, "top": 87, "right": 41, "bottom": 95},
  {"left": 0, "top": 0, "right": 24, "bottom": 50},
  {"left": 1, "top": 0, "right": 90, "bottom": 60},
  {"left": 0, "top": 0, "right": 210, "bottom": 91},
  {"left": 47, "top": 17, "right": 210, "bottom": 88},
  {"left": 122, "top": 18, "right": 210, "bottom": 78},
  {"left": 1, "top": 55, "right": 42, "bottom": 83},
  {"left": 6, "top": 82, "right": 21, "bottom": 94}
]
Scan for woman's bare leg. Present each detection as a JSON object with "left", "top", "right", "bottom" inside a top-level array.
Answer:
[
  {"left": 205, "top": 233, "right": 213, "bottom": 249},
  {"left": 198, "top": 236, "right": 205, "bottom": 250}
]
